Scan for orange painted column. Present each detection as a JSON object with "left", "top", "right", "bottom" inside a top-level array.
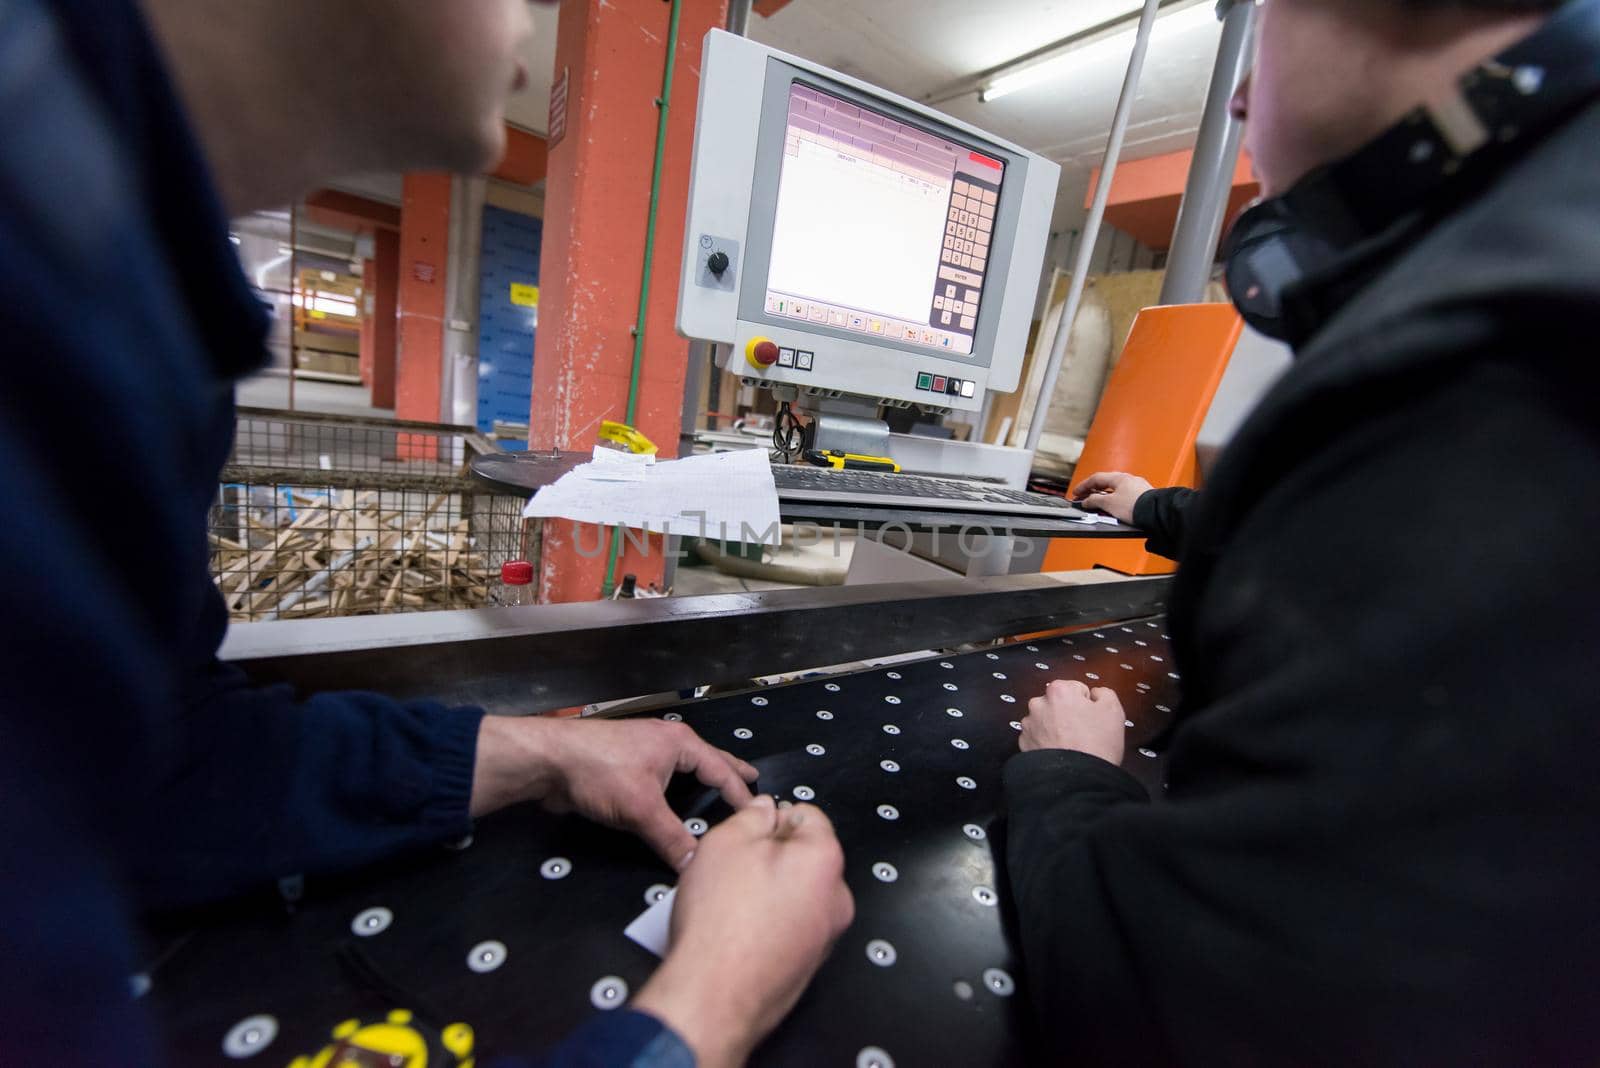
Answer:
[
  {"left": 530, "top": 0, "right": 728, "bottom": 604},
  {"left": 369, "top": 228, "right": 400, "bottom": 411},
  {"left": 396, "top": 174, "right": 452, "bottom": 453},
  {"left": 359, "top": 257, "right": 376, "bottom": 389}
]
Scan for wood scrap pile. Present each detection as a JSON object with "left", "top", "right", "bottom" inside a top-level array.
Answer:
[{"left": 210, "top": 489, "right": 494, "bottom": 621}]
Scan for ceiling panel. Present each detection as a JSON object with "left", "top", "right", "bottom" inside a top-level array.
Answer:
[
  {"left": 497, "top": 2, "right": 1226, "bottom": 231},
  {"left": 750, "top": 0, "right": 1224, "bottom": 172}
]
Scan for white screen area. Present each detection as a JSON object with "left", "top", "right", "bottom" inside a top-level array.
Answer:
[
  {"left": 764, "top": 84, "right": 1006, "bottom": 358},
  {"left": 769, "top": 145, "right": 947, "bottom": 322}
]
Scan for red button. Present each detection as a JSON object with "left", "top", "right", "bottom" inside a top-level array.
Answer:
[
  {"left": 753, "top": 341, "right": 780, "bottom": 366},
  {"left": 931, "top": 376, "right": 948, "bottom": 392}
]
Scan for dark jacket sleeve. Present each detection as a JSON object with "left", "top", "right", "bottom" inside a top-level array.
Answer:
[
  {"left": 1000, "top": 361, "right": 1600, "bottom": 1064},
  {"left": 124, "top": 588, "right": 486, "bottom": 912},
  {"left": 493, "top": 1011, "right": 696, "bottom": 1068},
  {"left": 1130, "top": 486, "right": 1198, "bottom": 561}
]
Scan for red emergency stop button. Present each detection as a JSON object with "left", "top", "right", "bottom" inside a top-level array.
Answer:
[{"left": 746, "top": 337, "right": 780, "bottom": 369}]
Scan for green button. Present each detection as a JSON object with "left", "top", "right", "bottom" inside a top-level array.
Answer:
[{"left": 916, "top": 373, "right": 933, "bottom": 391}]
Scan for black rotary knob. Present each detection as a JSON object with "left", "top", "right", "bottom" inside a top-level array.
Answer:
[{"left": 707, "top": 251, "right": 730, "bottom": 276}]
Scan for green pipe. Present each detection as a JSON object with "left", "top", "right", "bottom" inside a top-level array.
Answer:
[{"left": 603, "top": 0, "right": 684, "bottom": 599}]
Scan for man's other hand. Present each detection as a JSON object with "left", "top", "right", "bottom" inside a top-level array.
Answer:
[
  {"left": 471, "top": 716, "right": 759, "bottom": 871},
  {"left": 1020, "top": 679, "right": 1126, "bottom": 766},
  {"left": 1070, "top": 471, "right": 1154, "bottom": 525},
  {"left": 633, "top": 797, "right": 854, "bottom": 1068}
]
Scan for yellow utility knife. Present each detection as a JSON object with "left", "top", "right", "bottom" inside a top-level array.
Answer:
[
  {"left": 804, "top": 450, "right": 901, "bottom": 473},
  {"left": 598, "top": 420, "right": 658, "bottom": 456}
]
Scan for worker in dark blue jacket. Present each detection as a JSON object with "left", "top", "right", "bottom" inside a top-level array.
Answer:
[{"left": 0, "top": 1, "right": 851, "bottom": 1064}]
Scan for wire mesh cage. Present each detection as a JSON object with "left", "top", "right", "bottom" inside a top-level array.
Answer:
[{"left": 210, "top": 408, "right": 535, "bottom": 622}]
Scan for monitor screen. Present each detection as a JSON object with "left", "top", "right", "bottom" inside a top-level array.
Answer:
[{"left": 763, "top": 82, "right": 1005, "bottom": 359}]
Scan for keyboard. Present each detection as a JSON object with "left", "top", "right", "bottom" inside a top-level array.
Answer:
[{"left": 771, "top": 464, "right": 1097, "bottom": 521}]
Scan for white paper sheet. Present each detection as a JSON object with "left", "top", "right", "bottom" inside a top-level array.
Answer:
[
  {"left": 580, "top": 446, "right": 655, "bottom": 483},
  {"left": 624, "top": 887, "right": 677, "bottom": 958},
  {"left": 522, "top": 448, "right": 781, "bottom": 545}
]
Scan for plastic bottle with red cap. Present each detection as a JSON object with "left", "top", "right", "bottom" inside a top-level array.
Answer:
[{"left": 493, "top": 560, "right": 535, "bottom": 607}]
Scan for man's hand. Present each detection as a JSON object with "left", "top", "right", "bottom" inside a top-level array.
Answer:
[
  {"left": 1071, "top": 471, "right": 1154, "bottom": 525},
  {"left": 1020, "top": 679, "right": 1127, "bottom": 766},
  {"left": 471, "top": 716, "right": 758, "bottom": 871},
  {"left": 633, "top": 797, "right": 854, "bottom": 1068}
]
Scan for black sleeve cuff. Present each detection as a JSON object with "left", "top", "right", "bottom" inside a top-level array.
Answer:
[
  {"left": 1131, "top": 488, "right": 1163, "bottom": 533},
  {"left": 1003, "top": 748, "right": 1149, "bottom": 809}
]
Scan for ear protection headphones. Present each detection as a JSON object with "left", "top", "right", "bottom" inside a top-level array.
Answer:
[{"left": 1222, "top": 0, "right": 1600, "bottom": 344}]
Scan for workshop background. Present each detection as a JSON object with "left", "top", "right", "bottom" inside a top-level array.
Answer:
[{"left": 219, "top": 0, "right": 1279, "bottom": 617}]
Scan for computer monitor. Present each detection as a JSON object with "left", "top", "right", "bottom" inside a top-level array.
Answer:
[{"left": 678, "top": 30, "right": 1061, "bottom": 417}]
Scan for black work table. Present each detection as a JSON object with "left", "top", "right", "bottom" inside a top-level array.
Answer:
[
  {"left": 470, "top": 449, "right": 1144, "bottom": 540},
  {"left": 144, "top": 623, "right": 1179, "bottom": 1065}
]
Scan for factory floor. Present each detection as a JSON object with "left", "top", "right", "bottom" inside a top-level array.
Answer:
[{"left": 235, "top": 372, "right": 392, "bottom": 420}]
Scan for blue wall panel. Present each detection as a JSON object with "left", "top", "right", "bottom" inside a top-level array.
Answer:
[{"left": 476, "top": 206, "right": 543, "bottom": 449}]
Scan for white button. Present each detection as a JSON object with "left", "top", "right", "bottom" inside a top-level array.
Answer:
[
  {"left": 983, "top": 968, "right": 1016, "bottom": 996},
  {"left": 222, "top": 1015, "right": 278, "bottom": 1059},
  {"left": 866, "top": 939, "right": 898, "bottom": 966},
  {"left": 351, "top": 907, "right": 393, "bottom": 937},
  {"left": 590, "top": 975, "right": 629, "bottom": 1010},
  {"left": 858, "top": 1047, "right": 896, "bottom": 1068},
  {"left": 467, "top": 940, "right": 508, "bottom": 974}
]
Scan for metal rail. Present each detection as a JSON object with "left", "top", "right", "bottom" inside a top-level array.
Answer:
[
  {"left": 1158, "top": 0, "right": 1259, "bottom": 306},
  {"left": 223, "top": 573, "right": 1172, "bottom": 713}
]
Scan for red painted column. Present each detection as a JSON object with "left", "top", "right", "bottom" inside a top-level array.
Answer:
[
  {"left": 396, "top": 174, "right": 452, "bottom": 454},
  {"left": 370, "top": 228, "right": 400, "bottom": 411},
  {"left": 531, "top": 0, "right": 727, "bottom": 604}
]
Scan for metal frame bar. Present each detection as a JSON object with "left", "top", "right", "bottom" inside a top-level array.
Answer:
[
  {"left": 1158, "top": 0, "right": 1259, "bottom": 305},
  {"left": 223, "top": 573, "right": 1172, "bottom": 713},
  {"left": 1023, "top": 0, "right": 1162, "bottom": 453}
]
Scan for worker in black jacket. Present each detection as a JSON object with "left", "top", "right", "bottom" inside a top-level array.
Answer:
[{"left": 1005, "top": 0, "right": 1600, "bottom": 1062}]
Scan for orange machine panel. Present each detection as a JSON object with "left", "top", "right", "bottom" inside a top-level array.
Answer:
[{"left": 1041, "top": 304, "right": 1243, "bottom": 576}]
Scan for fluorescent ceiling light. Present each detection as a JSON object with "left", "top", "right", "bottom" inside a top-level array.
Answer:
[
  {"left": 982, "top": 61, "right": 1070, "bottom": 103},
  {"left": 979, "top": 0, "right": 1214, "bottom": 103}
]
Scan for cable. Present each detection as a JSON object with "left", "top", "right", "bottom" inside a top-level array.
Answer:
[{"left": 772, "top": 402, "right": 805, "bottom": 463}]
